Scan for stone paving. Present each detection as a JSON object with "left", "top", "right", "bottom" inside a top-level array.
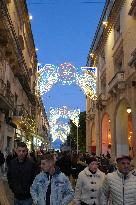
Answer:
[{"left": 3, "top": 178, "right": 14, "bottom": 205}]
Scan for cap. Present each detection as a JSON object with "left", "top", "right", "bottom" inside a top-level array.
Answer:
[{"left": 116, "top": 155, "right": 131, "bottom": 163}]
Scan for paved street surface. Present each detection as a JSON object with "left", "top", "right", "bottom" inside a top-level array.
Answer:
[{"left": 3, "top": 178, "right": 14, "bottom": 205}]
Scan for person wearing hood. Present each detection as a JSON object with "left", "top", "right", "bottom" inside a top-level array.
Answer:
[
  {"left": 74, "top": 157, "right": 105, "bottom": 205},
  {"left": 30, "top": 152, "right": 74, "bottom": 205}
]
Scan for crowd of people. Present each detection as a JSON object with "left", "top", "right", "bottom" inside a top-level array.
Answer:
[{"left": 0, "top": 142, "right": 136, "bottom": 205}]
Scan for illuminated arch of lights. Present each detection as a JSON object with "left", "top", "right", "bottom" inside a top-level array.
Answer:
[
  {"left": 49, "top": 106, "right": 80, "bottom": 142},
  {"left": 37, "top": 63, "right": 97, "bottom": 99}
]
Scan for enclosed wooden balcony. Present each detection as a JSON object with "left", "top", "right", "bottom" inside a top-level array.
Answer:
[
  {"left": 0, "top": 79, "right": 14, "bottom": 111},
  {"left": 108, "top": 71, "right": 126, "bottom": 94}
]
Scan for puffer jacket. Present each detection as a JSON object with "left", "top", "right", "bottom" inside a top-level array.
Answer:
[
  {"left": 74, "top": 167, "right": 105, "bottom": 205},
  {"left": 100, "top": 170, "right": 136, "bottom": 205},
  {"left": 30, "top": 168, "right": 74, "bottom": 205}
]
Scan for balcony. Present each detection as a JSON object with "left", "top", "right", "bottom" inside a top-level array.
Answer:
[
  {"left": 38, "top": 125, "right": 48, "bottom": 138},
  {"left": 0, "top": 29, "right": 8, "bottom": 47},
  {"left": 12, "top": 105, "right": 25, "bottom": 125},
  {"left": 128, "top": 0, "right": 136, "bottom": 17},
  {"left": 0, "top": 79, "right": 14, "bottom": 111},
  {"left": 96, "top": 93, "right": 108, "bottom": 110},
  {"left": 108, "top": 71, "right": 126, "bottom": 94}
]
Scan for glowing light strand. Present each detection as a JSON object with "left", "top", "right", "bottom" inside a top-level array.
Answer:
[
  {"left": 37, "top": 63, "right": 97, "bottom": 99},
  {"left": 49, "top": 106, "right": 80, "bottom": 142}
]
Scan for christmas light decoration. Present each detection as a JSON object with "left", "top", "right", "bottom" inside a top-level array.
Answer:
[
  {"left": 37, "top": 64, "right": 58, "bottom": 95},
  {"left": 49, "top": 106, "right": 80, "bottom": 142},
  {"left": 19, "top": 109, "right": 36, "bottom": 134},
  {"left": 76, "top": 67, "right": 97, "bottom": 99},
  {"left": 57, "top": 62, "right": 76, "bottom": 85},
  {"left": 37, "top": 63, "right": 97, "bottom": 99}
]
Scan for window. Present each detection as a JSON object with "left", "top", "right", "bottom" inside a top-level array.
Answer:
[
  {"left": 15, "top": 93, "right": 18, "bottom": 106},
  {"left": 7, "top": 80, "right": 10, "bottom": 90},
  {"left": 114, "top": 57, "right": 123, "bottom": 72},
  {"left": 113, "top": 38, "right": 124, "bottom": 73},
  {"left": 100, "top": 49, "right": 105, "bottom": 68},
  {"left": 100, "top": 71, "right": 106, "bottom": 94},
  {"left": 114, "top": 15, "right": 121, "bottom": 43},
  {"left": 114, "top": 49, "right": 124, "bottom": 73}
]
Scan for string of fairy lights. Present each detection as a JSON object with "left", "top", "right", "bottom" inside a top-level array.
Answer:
[
  {"left": 49, "top": 106, "right": 80, "bottom": 142},
  {"left": 19, "top": 108, "right": 36, "bottom": 134},
  {"left": 37, "top": 62, "right": 97, "bottom": 99},
  {"left": 37, "top": 62, "right": 96, "bottom": 142}
]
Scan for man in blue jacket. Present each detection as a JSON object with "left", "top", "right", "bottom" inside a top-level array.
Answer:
[{"left": 30, "top": 152, "right": 74, "bottom": 205}]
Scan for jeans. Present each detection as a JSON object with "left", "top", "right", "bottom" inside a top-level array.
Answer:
[{"left": 14, "top": 198, "right": 33, "bottom": 205}]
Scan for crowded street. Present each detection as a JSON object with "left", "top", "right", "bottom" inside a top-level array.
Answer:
[{"left": 0, "top": 0, "right": 136, "bottom": 204}]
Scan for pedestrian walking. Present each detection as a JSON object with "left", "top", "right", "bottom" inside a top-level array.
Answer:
[
  {"left": 100, "top": 155, "right": 136, "bottom": 205},
  {"left": 0, "top": 155, "right": 10, "bottom": 205},
  {"left": 30, "top": 152, "right": 74, "bottom": 205},
  {"left": 7, "top": 142, "right": 38, "bottom": 205},
  {"left": 56, "top": 151, "right": 72, "bottom": 178},
  {"left": 74, "top": 157, "right": 105, "bottom": 205}
]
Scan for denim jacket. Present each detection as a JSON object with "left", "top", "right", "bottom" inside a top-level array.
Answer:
[{"left": 30, "top": 168, "right": 73, "bottom": 205}]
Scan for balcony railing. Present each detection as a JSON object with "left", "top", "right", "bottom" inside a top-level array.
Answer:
[
  {"left": 13, "top": 105, "right": 24, "bottom": 116},
  {"left": 0, "top": 79, "right": 14, "bottom": 109},
  {"left": 108, "top": 71, "right": 125, "bottom": 93},
  {"left": 0, "top": 79, "right": 6, "bottom": 96},
  {"left": 13, "top": 104, "right": 36, "bottom": 133},
  {"left": 128, "top": 0, "right": 136, "bottom": 17}
]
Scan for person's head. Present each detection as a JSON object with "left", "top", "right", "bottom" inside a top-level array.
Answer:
[
  {"left": 16, "top": 142, "right": 28, "bottom": 161},
  {"left": 116, "top": 155, "right": 131, "bottom": 175},
  {"left": 41, "top": 153, "right": 55, "bottom": 173},
  {"left": 86, "top": 157, "right": 98, "bottom": 172}
]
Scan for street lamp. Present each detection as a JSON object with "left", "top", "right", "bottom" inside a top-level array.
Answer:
[
  {"left": 76, "top": 121, "right": 80, "bottom": 154},
  {"left": 127, "top": 107, "right": 131, "bottom": 114}
]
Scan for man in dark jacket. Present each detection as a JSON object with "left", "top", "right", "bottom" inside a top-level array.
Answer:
[{"left": 7, "top": 142, "right": 38, "bottom": 205}]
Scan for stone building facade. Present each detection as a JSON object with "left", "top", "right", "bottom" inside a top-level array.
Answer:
[
  {"left": 86, "top": 0, "right": 136, "bottom": 161},
  {"left": 0, "top": 0, "right": 49, "bottom": 153}
]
